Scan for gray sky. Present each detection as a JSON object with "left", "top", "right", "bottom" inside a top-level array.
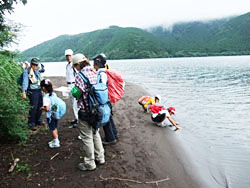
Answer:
[{"left": 6, "top": 0, "right": 250, "bottom": 51}]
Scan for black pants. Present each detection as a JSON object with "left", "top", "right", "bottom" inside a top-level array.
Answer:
[
  {"left": 103, "top": 116, "right": 118, "bottom": 142},
  {"left": 152, "top": 113, "right": 166, "bottom": 123},
  {"left": 28, "top": 89, "right": 43, "bottom": 128}
]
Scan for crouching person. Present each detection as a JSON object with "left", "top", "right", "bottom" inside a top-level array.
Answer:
[
  {"left": 72, "top": 53, "right": 105, "bottom": 171},
  {"left": 149, "top": 105, "right": 182, "bottom": 131}
]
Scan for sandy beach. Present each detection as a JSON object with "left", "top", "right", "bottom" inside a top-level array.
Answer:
[{"left": 0, "top": 76, "right": 208, "bottom": 188}]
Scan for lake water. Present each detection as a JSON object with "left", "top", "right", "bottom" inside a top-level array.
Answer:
[{"left": 43, "top": 56, "right": 250, "bottom": 188}]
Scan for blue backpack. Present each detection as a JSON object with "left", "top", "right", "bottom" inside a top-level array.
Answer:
[
  {"left": 78, "top": 71, "right": 111, "bottom": 130},
  {"left": 45, "top": 93, "right": 66, "bottom": 120}
]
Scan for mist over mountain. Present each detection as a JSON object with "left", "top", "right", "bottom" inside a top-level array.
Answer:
[{"left": 21, "top": 12, "right": 250, "bottom": 61}]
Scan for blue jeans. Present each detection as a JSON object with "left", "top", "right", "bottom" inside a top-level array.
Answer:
[
  {"left": 28, "top": 89, "right": 43, "bottom": 128},
  {"left": 103, "top": 116, "right": 118, "bottom": 142}
]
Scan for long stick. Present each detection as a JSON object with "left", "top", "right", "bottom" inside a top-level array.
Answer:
[{"left": 100, "top": 175, "right": 169, "bottom": 184}]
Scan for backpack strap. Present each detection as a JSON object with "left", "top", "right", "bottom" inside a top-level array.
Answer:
[
  {"left": 78, "top": 72, "right": 91, "bottom": 86},
  {"left": 78, "top": 72, "right": 90, "bottom": 111}
]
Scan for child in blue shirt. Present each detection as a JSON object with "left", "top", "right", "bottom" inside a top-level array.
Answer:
[{"left": 40, "top": 79, "right": 60, "bottom": 148}]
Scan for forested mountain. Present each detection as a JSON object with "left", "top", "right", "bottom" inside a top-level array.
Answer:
[
  {"left": 22, "top": 12, "right": 250, "bottom": 61},
  {"left": 149, "top": 12, "right": 250, "bottom": 57},
  {"left": 22, "top": 26, "right": 168, "bottom": 61}
]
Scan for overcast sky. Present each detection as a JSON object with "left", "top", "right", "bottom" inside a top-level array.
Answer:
[{"left": 6, "top": 0, "right": 250, "bottom": 51}]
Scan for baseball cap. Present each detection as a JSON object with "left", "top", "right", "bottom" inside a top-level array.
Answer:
[
  {"left": 72, "top": 53, "right": 88, "bottom": 65},
  {"left": 65, "top": 49, "right": 73, "bottom": 56},
  {"left": 93, "top": 53, "right": 106, "bottom": 65},
  {"left": 168, "top": 107, "right": 176, "bottom": 115},
  {"left": 30, "top": 57, "right": 40, "bottom": 65}
]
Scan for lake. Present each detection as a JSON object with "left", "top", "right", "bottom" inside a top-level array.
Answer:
[{"left": 43, "top": 55, "right": 250, "bottom": 188}]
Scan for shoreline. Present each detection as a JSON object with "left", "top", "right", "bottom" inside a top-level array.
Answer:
[
  {"left": 48, "top": 76, "right": 208, "bottom": 187},
  {"left": 1, "top": 76, "right": 212, "bottom": 187}
]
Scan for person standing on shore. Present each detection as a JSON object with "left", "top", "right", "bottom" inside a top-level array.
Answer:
[
  {"left": 65, "top": 49, "right": 79, "bottom": 128},
  {"left": 93, "top": 53, "right": 118, "bottom": 145},
  {"left": 40, "top": 79, "right": 61, "bottom": 148},
  {"left": 22, "top": 57, "right": 43, "bottom": 130},
  {"left": 73, "top": 53, "right": 105, "bottom": 171}
]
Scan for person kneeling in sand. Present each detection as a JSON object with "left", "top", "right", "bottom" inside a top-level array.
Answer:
[
  {"left": 149, "top": 105, "right": 181, "bottom": 131},
  {"left": 138, "top": 95, "right": 161, "bottom": 113}
]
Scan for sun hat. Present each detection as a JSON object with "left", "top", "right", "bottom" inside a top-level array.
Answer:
[
  {"left": 155, "top": 95, "right": 161, "bottom": 102},
  {"left": 72, "top": 53, "right": 88, "bottom": 65},
  {"left": 65, "top": 49, "right": 73, "bottom": 56},
  {"left": 30, "top": 57, "right": 40, "bottom": 65},
  {"left": 168, "top": 106, "right": 176, "bottom": 115}
]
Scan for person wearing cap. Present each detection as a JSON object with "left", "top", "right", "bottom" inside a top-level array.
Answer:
[
  {"left": 65, "top": 49, "right": 79, "bottom": 128},
  {"left": 22, "top": 57, "right": 44, "bottom": 130},
  {"left": 93, "top": 53, "right": 118, "bottom": 145},
  {"left": 149, "top": 105, "right": 181, "bottom": 131},
  {"left": 72, "top": 53, "right": 105, "bottom": 171},
  {"left": 138, "top": 95, "right": 161, "bottom": 112}
]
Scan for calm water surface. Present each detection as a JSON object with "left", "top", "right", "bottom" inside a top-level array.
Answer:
[{"left": 44, "top": 56, "right": 250, "bottom": 188}]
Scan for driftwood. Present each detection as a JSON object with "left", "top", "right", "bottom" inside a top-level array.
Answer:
[
  {"left": 8, "top": 158, "right": 20, "bottom": 173},
  {"left": 99, "top": 175, "right": 169, "bottom": 185},
  {"left": 50, "top": 153, "right": 59, "bottom": 160}
]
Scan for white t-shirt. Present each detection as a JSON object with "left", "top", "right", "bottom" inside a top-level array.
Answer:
[
  {"left": 66, "top": 62, "right": 76, "bottom": 83},
  {"left": 97, "top": 68, "right": 107, "bottom": 84},
  {"left": 43, "top": 96, "right": 51, "bottom": 118}
]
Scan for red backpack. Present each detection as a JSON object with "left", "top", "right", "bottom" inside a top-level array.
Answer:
[
  {"left": 106, "top": 69, "right": 125, "bottom": 103},
  {"left": 150, "top": 105, "right": 166, "bottom": 114}
]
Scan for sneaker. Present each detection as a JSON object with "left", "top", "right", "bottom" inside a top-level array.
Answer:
[
  {"left": 68, "top": 120, "right": 78, "bottom": 128},
  {"left": 102, "top": 139, "right": 117, "bottom": 146},
  {"left": 78, "top": 135, "right": 82, "bottom": 140},
  {"left": 95, "top": 159, "right": 105, "bottom": 165},
  {"left": 48, "top": 139, "right": 55, "bottom": 145},
  {"left": 70, "top": 119, "right": 78, "bottom": 125},
  {"left": 49, "top": 141, "right": 60, "bottom": 148},
  {"left": 77, "top": 163, "right": 96, "bottom": 171},
  {"left": 48, "top": 139, "right": 60, "bottom": 145}
]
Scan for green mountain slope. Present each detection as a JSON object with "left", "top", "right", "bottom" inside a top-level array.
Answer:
[
  {"left": 149, "top": 12, "right": 250, "bottom": 57},
  {"left": 22, "top": 12, "right": 250, "bottom": 61},
  {"left": 22, "top": 26, "right": 168, "bottom": 61}
]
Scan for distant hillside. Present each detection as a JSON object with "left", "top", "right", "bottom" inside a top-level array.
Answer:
[
  {"left": 22, "top": 26, "right": 168, "bottom": 61},
  {"left": 21, "top": 12, "right": 250, "bottom": 61},
  {"left": 149, "top": 12, "right": 250, "bottom": 57}
]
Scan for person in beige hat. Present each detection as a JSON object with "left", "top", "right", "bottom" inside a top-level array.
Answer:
[
  {"left": 72, "top": 53, "right": 105, "bottom": 171},
  {"left": 65, "top": 49, "right": 79, "bottom": 128}
]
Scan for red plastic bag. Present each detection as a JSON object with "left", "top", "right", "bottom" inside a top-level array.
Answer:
[{"left": 106, "top": 69, "right": 125, "bottom": 103}]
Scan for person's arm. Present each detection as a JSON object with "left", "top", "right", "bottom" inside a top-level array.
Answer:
[
  {"left": 167, "top": 116, "right": 182, "bottom": 131},
  {"left": 40, "top": 97, "right": 50, "bottom": 112},
  {"left": 22, "top": 70, "right": 29, "bottom": 100},
  {"left": 40, "top": 105, "right": 49, "bottom": 112}
]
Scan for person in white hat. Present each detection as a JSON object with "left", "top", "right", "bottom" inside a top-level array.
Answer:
[{"left": 65, "top": 49, "right": 79, "bottom": 128}]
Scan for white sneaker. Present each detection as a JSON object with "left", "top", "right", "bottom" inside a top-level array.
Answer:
[
  {"left": 78, "top": 135, "right": 82, "bottom": 140},
  {"left": 48, "top": 139, "right": 60, "bottom": 145},
  {"left": 49, "top": 140, "right": 60, "bottom": 148},
  {"left": 48, "top": 140, "right": 55, "bottom": 145}
]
